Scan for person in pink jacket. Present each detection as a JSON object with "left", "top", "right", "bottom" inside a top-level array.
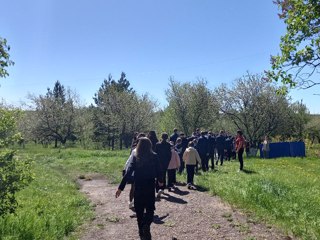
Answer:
[
  {"left": 167, "top": 142, "right": 181, "bottom": 191},
  {"left": 183, "top": 141, "right": 201, "bottom": 190}
]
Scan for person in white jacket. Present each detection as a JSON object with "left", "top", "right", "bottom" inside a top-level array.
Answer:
[
  {"left": 167, "top": 142, "right": 181, "bottom": 191},
  {"left": 182, "top": 141, "right": 201, "bottom": 190}
]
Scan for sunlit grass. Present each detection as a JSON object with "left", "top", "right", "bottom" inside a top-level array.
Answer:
[
  {"left": 184, "top": 156, "right": 320, "bottom": 239},
  {"left": 3, "top": 143, "right": 320, "bottom": 239},
  {"left": 0, "top": 144, "right": 128, "bottom": 240}
]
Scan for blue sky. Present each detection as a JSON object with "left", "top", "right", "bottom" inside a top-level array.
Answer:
[{"left": 1, "top": 0, "right": 319, "bottom": 113}]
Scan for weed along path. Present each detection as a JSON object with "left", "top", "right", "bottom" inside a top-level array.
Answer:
[{"left": 78, "top": 174, "right": 293, "bottom": 240}]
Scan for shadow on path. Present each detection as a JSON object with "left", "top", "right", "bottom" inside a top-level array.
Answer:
[
  {"left": 153, "top": 214, "right": 169, "bottom": 224},
  {"left": 160, "top": 193, "right": 188, "bottom": 204}
]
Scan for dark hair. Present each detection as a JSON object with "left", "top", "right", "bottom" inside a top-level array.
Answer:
[
  {"left": 237, "top": 130, "right": 243, "bottom": 136},
  {"left": 173, "top": 128, "right": 178, "bottom": 132},
  {"left": 161, "top": 132, "right": 168, "bottom": 141},
  {"left": 147, "top": 130, "right": 158, "bottom": 142},
  {"left": 136, "top": 137, "right": 153, "bottom": 161},
  {"left": 131, "top": 132, "right": 146, "bottom": 150}
]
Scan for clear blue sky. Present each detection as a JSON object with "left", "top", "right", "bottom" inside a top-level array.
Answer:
[{"left": 1, "top": 0, "right": 319, "bottom": 113}]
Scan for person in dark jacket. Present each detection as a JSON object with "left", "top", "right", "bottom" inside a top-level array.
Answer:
[
  {"left": 169, "top": 128, "right": 179, "bottom": 144},
  {"left": 147, "top": 130, "right": 159, "bottom": 152},
  {"left": 116, "top": 137, "right": 163, "bottom": 240},
  {"left": 177, "top": 133, "right": 189, "bottom": 173},
  {"left": 155, "top": 132, "right": 172, "bottom": 197},
  {"left": 215, "top": 130, "right": 226, "bottom": 166},
  {"left": 225, "top": 135, "right": 233, "bottom": 161},
  {"left": 123, "top": 133, "right": 146, "bottom": 210},
  {"left": 207, "top": 131, "right": 216, "bottom": 170},
  {"left": 197, "top": 131, "right": 209, "bottom": 171}
]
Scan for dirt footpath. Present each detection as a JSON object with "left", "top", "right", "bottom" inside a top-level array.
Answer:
[{"left": 78, "top": 175, "right": 294, "bottom": 240}]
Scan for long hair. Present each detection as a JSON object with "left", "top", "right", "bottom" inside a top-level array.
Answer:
[
  {"left": 136, "top": 137, "right": 153, "bottom": 162},
  {"left": 147, "top": 130, "right": 158, "bottom": 151}
]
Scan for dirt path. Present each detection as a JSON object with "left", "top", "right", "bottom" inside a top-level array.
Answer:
[{"left": 78, "top": 175, "right": 293, "bottom": 240}]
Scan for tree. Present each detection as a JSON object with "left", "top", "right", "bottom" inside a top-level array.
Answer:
[
  {"left": 165, "top": 78, "right": 219, "bottom": 136},
  {"left": 93, "top": 73, "right": 156, "bottom": 149},
  {"left": 29, "top": 81, "right": 79, "bottom": 147},
  {"left": 0, "top": 37, "right": 14, "bottom": 78},
  {"left": 216, "top": 73, "right": 293, "bottom": 145},
  {"left": 267, "top": 0, "right": 320, "bottom": 91}
]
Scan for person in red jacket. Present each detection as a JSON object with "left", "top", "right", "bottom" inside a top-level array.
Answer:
[{"left": 235, "top": 130, "right": 246, "bottom": 171}]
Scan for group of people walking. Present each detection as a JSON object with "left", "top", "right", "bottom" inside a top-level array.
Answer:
[{"left": 115, "top": 128, "right": 247, "bottom": 240}]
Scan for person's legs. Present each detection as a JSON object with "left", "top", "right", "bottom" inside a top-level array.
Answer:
[
  {"left": 129, "top": 183, "right": 135, "bottom": 202},
  {"left": 186, "top": 165, "right": 192, "bottom": 185},
  {"left": 227, "top": 149, "right": 231, "bottom": 161},
  {"left": 238, "top": 148, "right": 244, "bottom": 170},
  {"left": 143, "top": 188, "right": 155, "bottom": 240},
  {"left": 200, "top": 153, "right": 207, "bottom": 171},
  {"left": 210, "top": 153, "right": 214, "bottom": 169},
  {"left": 178, "top": 155, "right": 184, "bottom": 173},
  {"left": 167, "top": 169, "right": 175, "bottom": 188},
  {"left": 190, "top": 165, "right": 195, "bottom": 184},
  {"left": 134, "top": 191, "right": 145, "bottom": 239},
  {"left": 218, "top": 148, "right": 224, "bottom": 165}
]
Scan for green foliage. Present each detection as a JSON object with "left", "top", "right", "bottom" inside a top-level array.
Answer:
[
  {"left": 217, "top": 73, "right": 294, "bottom": 144},
  {"left": 92, "top": 73, "right": 157, "bottom": 149},
  {"left": 29, "top": 81, "right": 79, "bottom": 147},
  {"left": 0, "top": 37, "right": 14, "bottom": 78},
  {"left": 0, "top": 150, "right": 92, "bottom": 239},
  {"left": 0, "top": 108, "right": 22, "bottom": 147},
  {"left": 165, "top": 77, "right": 219, "bottom": 135},
  {"left": 267, "top": 0, "right": 320, "bottom": 89},
  {"left": 0, "top": 150, "right": 33, "bottom": 217}
]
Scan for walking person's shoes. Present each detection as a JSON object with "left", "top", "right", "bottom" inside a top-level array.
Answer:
[
  {"left": 156, "top": 189, "right": 163, "bottom": 198},
  {"left": 128, "top": 201, "right": 135, "bottom": 211}
]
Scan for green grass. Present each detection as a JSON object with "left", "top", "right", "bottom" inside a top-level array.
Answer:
[
  {"left": 0, "top": 144, "right": 129, "bottom": 240},
  {"left": 2, "top": 144, "right": 320, "bottom": 240},
  {"left": 181, "top": 156, "right": 320, "bottom": 239}
]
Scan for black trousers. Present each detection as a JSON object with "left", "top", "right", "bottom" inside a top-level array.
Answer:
[
  {"left": 186, "top": 164, "right": 196, "bottom": 185},
  {"left": 178, "top": 154, "right": 184, "bottom": 173},
  {"left": 134, "top": 184, "right": 155, "bottom": 240},
  {"left": 208, "top": 152, "right": 215, "bottom": 169},
  {"left": 226, "top": 148, "right": 232, "bottom": 161},
  {"left": 199, "top": 153, "right": 208, "bottom": 171},
  {"left": 156, "top": 168, "right": 167, "bottom": 192},
  {"left": 167, "top": 169, "right": 176, "bottom": 187},
  {"left": 217, "top": 148, "right": 224, "bottom": 165},
  {"left": 238, "top": 148, "right": 244, "bottom": 170}
]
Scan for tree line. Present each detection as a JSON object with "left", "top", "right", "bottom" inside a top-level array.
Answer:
[{"left": 10, "top": 71, "right": 314, "bottom": 150}]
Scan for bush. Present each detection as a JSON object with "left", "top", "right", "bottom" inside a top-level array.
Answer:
[{"left": 0, "top": 150, "right": 33, "bottom": 216}]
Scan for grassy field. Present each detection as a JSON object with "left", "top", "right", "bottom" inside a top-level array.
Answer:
[
  {"left": 0, "top": 144, "right": 319, "bottom": 239},
  {"left": 0, "top": 145, "right": 129, "bottom": 240}
]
